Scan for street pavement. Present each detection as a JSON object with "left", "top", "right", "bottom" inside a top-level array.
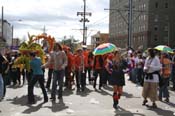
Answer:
[{"left": 0, "top": 75, "right": 175, "bottom": 116}]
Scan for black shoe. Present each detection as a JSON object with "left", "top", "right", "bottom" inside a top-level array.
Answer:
[
  {"left": 165, "top": 98, "right": 169, "bottom": 102},
  {"left": 50, "top": 97, "right": 55, "bottom": 101},
  {"left": 142, "top": 99, "right": 148, "bottom": 105},
  {"left": 82, "top": 87, "right": 85, "bottom": 92},
  {"left": 77, "top": 88, "right": 80, "bottom": 92},
  {"left": 93, "top": 84, "right": 96, "bottom": 89},
  {"left": 58, "top": 96, "right": 63, "bottom": 100},
  {"left": 113, "top": 103, "right": 118, "bottom": 109},
  {"left": 151, "top": 103, "right": 157, "bottom": 108},
  {"left": 44, "top": 99, "right": 48, "bottom": 103},
  {"left": 159, "top": 97, "right": 162, "bottom": 101},
  {"left": 28, "top": 101, "right": 36, "bottom": 104},
  {"left": 44, "top": 97, "right": 48, "bottom": 103}
]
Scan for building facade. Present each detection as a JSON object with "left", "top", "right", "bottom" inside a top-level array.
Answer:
[
  {"left": 91, "top": 31, "right": 109, "bottom": 49},
  {"left": 109, "top": 0, "right": 175, "bottom": 49},
  {"left": 0, "top": 20, "right": 13, "bottom": 48}
]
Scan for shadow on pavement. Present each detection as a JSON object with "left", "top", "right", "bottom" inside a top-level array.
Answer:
[
  {"left": 103, "top": 85, "right": 113, "bottom": 91},
  {"left": 6, "top": 85, "right": 24, "bottom": 89},
  {"left": 6, "top": 95, "right": 42, "bottom": 106},
  {"left": 22, "top": 102, "right": 45, "bottom": 114},
  {"left": 95, "top": 89, "right": 112, "bottom": 96},
  {"left": 76, "top": 87, "right": 93, "bottom": 97},
  {"left": 114, "top": 106, "right": 145, "bottom": 116},
  {"left": 122, "top": 92, "right": 141, "bottom": 99},
  {"left": 161, "top": 101, "right": 175, "bottom": 108},
  {"left": 44, "top": 99, "right": 69, "bottom": 112},
  {"left": 147, "top": 106, "right": 174, "bottom": 116},
  {"left": 63, "top": 88, "right": 74, "bottom": 96}
]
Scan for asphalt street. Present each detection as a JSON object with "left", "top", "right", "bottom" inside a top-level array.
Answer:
[{"left": 0, "top": 74, "right": 175, "bottom": 116}]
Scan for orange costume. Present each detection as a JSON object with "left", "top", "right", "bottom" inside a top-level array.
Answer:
[
  {"left": 74, "top": 54, "right": 85, "bottom": 71},
  {"left": 161, "top": 57, "right": 171, "bottom": 78}
]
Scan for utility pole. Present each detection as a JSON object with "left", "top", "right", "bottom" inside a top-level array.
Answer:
[
  {"left": 11, "top": 25, "right": 13, "bottom": 47},
  {"left": 128, "top": 0, "right": 133, "bottom": 48},
  {"left": 105, "top": 0, "right": 134, "bottom": 49},
  {"left": 1, "top": 6, "right": 4, "bottom": 41},
  {"left": 77, "top": 0, "right": 91, "bottom": 45}
]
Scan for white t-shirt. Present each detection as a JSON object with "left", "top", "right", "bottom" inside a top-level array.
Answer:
[{"left": 144, "top": 56, "right": 162, "bottom": 83}]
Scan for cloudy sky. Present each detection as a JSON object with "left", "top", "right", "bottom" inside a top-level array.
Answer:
[{"left": 1, "top": 0, "right": 109, "bottom": 44}]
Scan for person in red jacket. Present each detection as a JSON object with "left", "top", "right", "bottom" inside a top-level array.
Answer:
[
  {"left": 86, "top": 52, "right": 94, "bottom": 84},
  {"left": 64, "top": 48, "right": 74, "bottom": 89},
  {"left": 93, "top": 55, "right": 103, "bottom": 90},
  {"left": 74, "top": 48, "right": 86, "bottom": 92}
]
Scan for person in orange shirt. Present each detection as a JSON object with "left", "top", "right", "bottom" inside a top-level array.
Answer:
[
  {"left": 74, "top": 48, "right": 86, "bottom": 92},
  {"left": 86, "top": 52, "right": 94, "bottom": 84},
  {"left": 159, "top": 52, "right": 171, "bottom": 102},
  {"left": 83, "top": 48, "right": 89, "bottom": 85},
  {"left": 64, "top": 48, "right": 74, "bottom": 89},
  {"left": 93, "top": 55, "right": 103, "bottom": 90}
]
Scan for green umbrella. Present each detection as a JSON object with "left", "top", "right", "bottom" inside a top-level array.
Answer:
[
  {"left": 93, "top": 43, "right": 117, "bottom": 55},
  {"left": 154, "top": 45, "right": 173, "bottom": 53}
]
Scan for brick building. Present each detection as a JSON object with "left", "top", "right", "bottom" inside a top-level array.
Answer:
[{"left": 109, "top": 0, "right": 175, "bottom": 49}]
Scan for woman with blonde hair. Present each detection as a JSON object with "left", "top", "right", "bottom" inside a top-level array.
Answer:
[{"left": 106, "top": 50, "right": 127, "bottom": 109}]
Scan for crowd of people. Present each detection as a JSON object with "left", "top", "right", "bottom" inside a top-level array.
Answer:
[{"left": 0, "top": 43, "right": 175, "bottom": 110}]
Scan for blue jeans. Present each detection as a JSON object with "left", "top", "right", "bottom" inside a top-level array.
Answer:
[
  {"left": 0, "top": 74, "right": 4, "bottom": 99},
  {"left": 159, "top": 77, "right": 169, "bottom": 98},
  {"left": 51, "top": 70, "right": 65, "bottom": 99}
]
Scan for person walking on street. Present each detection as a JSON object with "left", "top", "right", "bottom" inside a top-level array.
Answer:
[
  {"left": 74, "top": 48, "right": 86, "bottom": 92},
  {"left": 142, "top": 48, "right": 161, "bottom": 108},
  {"left": 0, "top": 51, "right": 8, "bottom": 100},
  {"left": 45, "top": 53, "right": 54, "bottom": 91},
  {"left": 106, "top": 50, "right": 127, "bottom": 109},
  {"left": 28, "top": 52, "right": 48, "bottom": 104},
  {"left": 42, "top": 42, "right": 67, "bottom": 101},
  {"left": 159, "top": 52, "right": 171, "bottom": 102},
  {"left": 93, "top": 55, "right": 103, "bottom": 90}
]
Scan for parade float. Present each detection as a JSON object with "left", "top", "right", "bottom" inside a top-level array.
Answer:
[{"left": 14, "top": 33, "right": 55, "bottom": 71}]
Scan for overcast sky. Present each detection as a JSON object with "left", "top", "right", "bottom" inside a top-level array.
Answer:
[{"left": 1, "top": 0, "right": 109, "bottom": 43}]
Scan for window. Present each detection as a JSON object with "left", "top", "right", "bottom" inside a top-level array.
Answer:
[
  {"left": 154, "top": 25, "right": 158, "bottom": 31},
  {"left": 96, "top": 38, "right": 100, "bottom": 42},
  {"left": 155, "top": 2, "right": 158, "bottom": 8},
  {"left": 154, "top": 35, "right": 158, "bottom": 41},
  {"left": 164, "top": 36, "right": 168, "bottom": 43},
  {"left": 165, "top": 15, "right": 169, "bottom": 21},
  {"left": 164, "top": 25, "right": 168, "bottom": 31},
  {"left": 154, "top": 15, "right": 159, "bottom": 22},
  {"left": 165, "top": 3, "right": 168, "bottom": 8},
  {"left": 143, "top": 4, "right": 146, "bottom": 10}
]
